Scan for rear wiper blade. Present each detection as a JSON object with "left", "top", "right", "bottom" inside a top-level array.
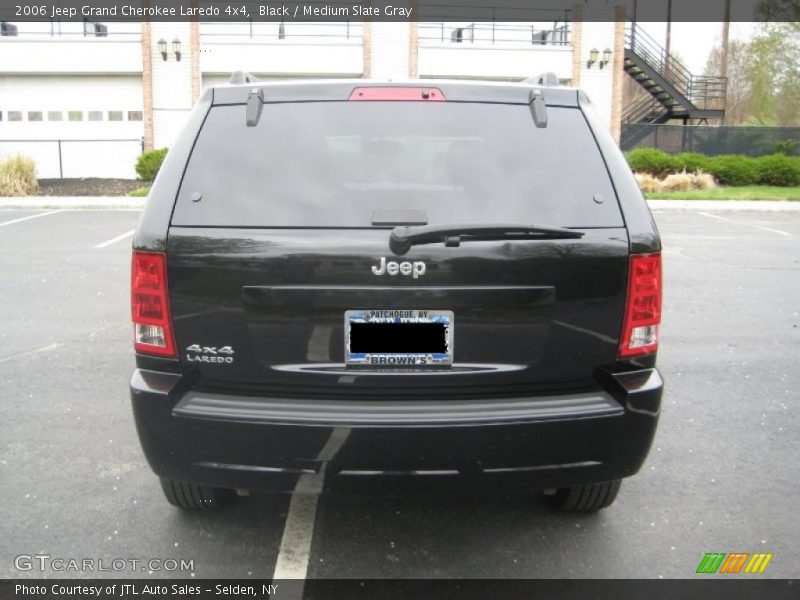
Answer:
[{"left": 389, "top": 223, "right": 584, "bottom": 255}]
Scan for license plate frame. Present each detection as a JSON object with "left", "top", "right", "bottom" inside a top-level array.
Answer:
[{"left": 344, "top": 309, "right": 454, "bottom": 367}]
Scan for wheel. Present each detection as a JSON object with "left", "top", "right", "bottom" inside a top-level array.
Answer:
[
  {"left": 159, "top": 477, "right": 235, "bottom": 511},
  {"left": 546, "top": 479, "right": 622, "bottom": 511}
]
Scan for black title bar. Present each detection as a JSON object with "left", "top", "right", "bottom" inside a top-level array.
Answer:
[{"left": 0, "top": 0, "right": 796, "bottom": 23}]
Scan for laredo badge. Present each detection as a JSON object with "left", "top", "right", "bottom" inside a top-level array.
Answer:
[{"left": 185, "top": 344, "right": 235, "bottom": 364}]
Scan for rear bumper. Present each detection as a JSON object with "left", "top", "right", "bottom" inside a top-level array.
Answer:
[{"left": 130, "top": 368, "right": 662, "bottom": 495}]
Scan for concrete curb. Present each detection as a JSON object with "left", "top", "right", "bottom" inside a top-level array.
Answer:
[
  {"left": 2, "top": 197, "right": 799, "bottom": 212},
  {"left": 0, "top": 196, "right": 146, "bottom": 210}
]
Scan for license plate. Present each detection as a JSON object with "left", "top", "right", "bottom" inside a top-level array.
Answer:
[{"left": 345, "top": 310, "right": 453, "bottom": 367}]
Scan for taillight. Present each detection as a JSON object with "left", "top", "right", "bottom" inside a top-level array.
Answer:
[
  {"left": 618, "top": 253, "right": 662, "bottom": 358},
  {"left": 131, "top": 251, "right": 176, "bottom": 358}
]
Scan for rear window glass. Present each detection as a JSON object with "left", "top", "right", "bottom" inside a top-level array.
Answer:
[{"left": 173, "top": 102, "right": 622, "bottom": 228}]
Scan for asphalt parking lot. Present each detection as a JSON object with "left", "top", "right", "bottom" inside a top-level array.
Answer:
[{"left": 1, "top": 207, "right": 799, "bottom": 580}]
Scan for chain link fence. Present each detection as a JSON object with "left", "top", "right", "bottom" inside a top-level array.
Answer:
[{"left": 621, "top": 124, "right": 800, "bottom": 157}]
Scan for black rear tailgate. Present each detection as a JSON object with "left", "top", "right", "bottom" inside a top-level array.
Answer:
[{"left": 166, "top": 95, "right": 628, "bottom": 396}]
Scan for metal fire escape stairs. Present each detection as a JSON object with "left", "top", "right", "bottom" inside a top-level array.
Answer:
[{"left": 621, "top": 21, "right": 727, "bottom": 148}]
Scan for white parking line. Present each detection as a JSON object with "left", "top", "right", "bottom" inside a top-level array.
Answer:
[
  {"left": 699, "top": 212, "right": 793, "bottom": 237},
  {"left": 0, "top": 209, "right": 67, "bottom": 228},
  {"left": 272, "top": 427, "right": 351, "bottom": 586},
  {"left": 95, "top": 229, "right": 135, "bottom": 249}
]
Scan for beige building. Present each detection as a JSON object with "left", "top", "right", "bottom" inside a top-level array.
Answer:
[{"left": 2, "top": 4, "right": 680, "bottom": 178}]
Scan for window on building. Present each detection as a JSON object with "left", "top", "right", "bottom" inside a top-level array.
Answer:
[
  {"left": 88, "top": 111, "right": 103, "bottom": 121},
  {"left": 9, "top": 111, "right": 22, "bottom": 121},
  {"left": 28, "top": 111, "right": 43, "bottom": 122},
  {"left": 128, "top": 111, "right": 143, "bottom": 121},
  {"left": 68, "top": 111, "right": 83, "bottom": 122},
  {"left": 108, "top": 111, "right": 123, "bottom": 121},
  {"left": 48, "top": 111, "right": 63, "bottom": 121},
  {"left": 0, "top": 111, "right": 3, "bottom": 121}
]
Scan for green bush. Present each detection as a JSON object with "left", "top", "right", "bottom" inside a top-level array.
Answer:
[
  {"left": 675, "top": 152, "right": 711, "bottom": 173},
  {"left": 0, "top": 154, "right": 38, "bottom": 196},
  {"left": 128, "top": 186, "right": 151, "bottom": 197},
  {"left": 755, "top": 155, "right": 800, "bottom": 186},
  {"left": 772, "top": 139, "right": 797, "bottom": 156},
  {"left": 625, "top": 148, "right": 800, "bottom": 187},
  {"left": 135, "top": 147, "right": 168, "bottom": 181},
  {"left": 625, "top": 148, "right": 680, "bottom": 178},
  {"left": 705, "top": 155, "right": 760, "bottom": 186}
]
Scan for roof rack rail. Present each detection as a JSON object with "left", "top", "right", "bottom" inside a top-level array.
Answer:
[
  {"left": 523, "top": 72, "right": 560, "bottom": 87},
  {"left": 230, "top": 71, "right": 261, "bottom": 85},
  {"left": 246, "top": 88, "right": 264, "bottom": 127},
  {"left": 529, "top": 89, "right": 548, "bottom": 128}
]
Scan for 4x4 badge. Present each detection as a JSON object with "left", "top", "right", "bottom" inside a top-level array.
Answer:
[{"left": 185, "top": 344, "right": 234, "bottom": 364}]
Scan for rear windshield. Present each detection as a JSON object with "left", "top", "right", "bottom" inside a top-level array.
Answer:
[{"left": 172, "top": 101, "right": 623, "bottom": 228}]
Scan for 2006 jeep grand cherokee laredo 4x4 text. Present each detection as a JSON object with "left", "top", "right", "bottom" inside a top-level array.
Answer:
[{"left": 130, "top": 79, "right": 663, "bottom": 512}]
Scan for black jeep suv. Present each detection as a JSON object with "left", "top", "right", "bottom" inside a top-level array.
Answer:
[{"left": 130, "top": 79, "right": 663, "bottom": 512}]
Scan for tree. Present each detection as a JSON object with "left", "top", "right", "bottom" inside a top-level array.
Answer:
[
  {"left": 748, "top": 24, "right": 800, "bottom": 125},
  {"left": 705, "top": 20, "right": 800, "bottom": 126},
  {"left": 751, "top": 0, "right": 800, "bottom": 125},
  {"left": 755, "top": 0, "right": 800, "bottom": 29},
  {"left": 705, "top": 40, "right": 752, "bottom": 124}
]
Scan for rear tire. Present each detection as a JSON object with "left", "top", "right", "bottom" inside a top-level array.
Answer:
[
  {"left": 159, "top": 477, "right": 235, "bottom": 511},
  {"left": 546, "top": 479, "right": 622, "bottom": 511}
]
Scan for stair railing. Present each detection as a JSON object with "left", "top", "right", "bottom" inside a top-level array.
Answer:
[
  {"left": 625, "top": 20, "right": 727, "bottom": 113},
  {"left": 625, "top": 21, "right": 693, "bottom": 97},
  {"left": 691, "top": 75, "right": 728, "bottom": 110},
  {"left": 623, "top": 95, "right": 667, "bottom": 125}
]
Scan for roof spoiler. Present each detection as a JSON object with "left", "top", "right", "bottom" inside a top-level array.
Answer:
[{"left": 230, "top": 71, "right": 261, "bottom": 85}]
